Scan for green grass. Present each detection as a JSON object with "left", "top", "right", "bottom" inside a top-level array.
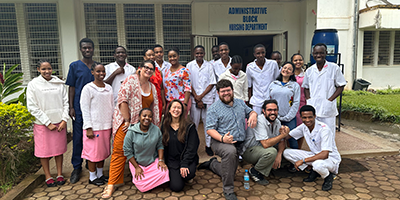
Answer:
[
  {"left": 341, "top": 93, "right": 400, "bottom": 123},
  {"left": 342, "top": 94, "right": 400, "bottom": 115}
]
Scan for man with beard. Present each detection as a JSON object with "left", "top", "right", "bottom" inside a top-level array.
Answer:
[
  {"left": 104, "top": 46, "right": 136, "bottom": 106},
  {"left": 283, "top": 105, "right": 341, "bottom": 191},
  {"left": 65, "top": 38, "right": 97, "bottom": 183},
  {"left": 242, "top": 100, "right": 290, "bottom": 185},
  {"left": 198, "top": 79, "right": 258, "bottom": 200}
]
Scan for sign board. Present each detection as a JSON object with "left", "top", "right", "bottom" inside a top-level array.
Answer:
[{"left": 209, "top": 4, "right": 283, "bottom": 32}]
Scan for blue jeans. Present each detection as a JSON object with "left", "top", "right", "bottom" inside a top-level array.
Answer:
[{"left": 282, "top": 118, "right": 298, "bottom": 149}]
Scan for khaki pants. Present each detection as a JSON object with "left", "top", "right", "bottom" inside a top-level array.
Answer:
[{"left": 242, "top": 145, "right": 277, "bottom": 177}]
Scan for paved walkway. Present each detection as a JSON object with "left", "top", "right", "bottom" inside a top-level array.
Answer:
[
  {"left": 19, "top": 123, "right": 400, "bottom": 200},
  {"left": 22, "top": 154, "right": 400, "bottom": 200}
]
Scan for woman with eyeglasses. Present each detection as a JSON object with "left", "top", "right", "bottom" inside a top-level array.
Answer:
[{"left": 102, "top": 60, "right": 161, "bottom": 198}]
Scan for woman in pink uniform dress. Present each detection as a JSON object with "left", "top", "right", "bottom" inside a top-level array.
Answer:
[
  {"left": 123, "top": 108, "right": 169, "bottom": 192},
  {"left": 27, "top": 59, "right": 69, "bottom": 187},
  {"left": 80, "top": 63, "right": 114, "bottom": 186},
  {"left": 291, "top": 53, "right": 306, "bottom": 148}
]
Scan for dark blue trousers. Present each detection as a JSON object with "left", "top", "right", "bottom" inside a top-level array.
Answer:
[{"left": 71, "top": 114, "right": 83, "bottom": 169}]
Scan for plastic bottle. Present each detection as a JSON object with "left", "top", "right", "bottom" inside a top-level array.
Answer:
[{"left": 244, "top": 169, "right": 250, "bottom": 190}]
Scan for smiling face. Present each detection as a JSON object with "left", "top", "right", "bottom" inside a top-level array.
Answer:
[
  {"left": 263, "top": 103, "right": 278, "bottom": 122},
  {"left": 37, "top": 62, "right": 53, "bottom": 81},
  {"left": 169, "top": 101, "right": 183, "bottom": 119},
  {"left": 154, "top": 47, "right": 164, "bottom": 62},
  {"left": 292, "top": 55, "right": 304, "bottom": 70},
  {"left": 92, "top": 64, "right": 106, "bottom": 81},
  {"left": 219, "top": 44, "right": 230, "bottom": 60},
  {"left": 140, "top": 110, "right": 153, "bottom": 128},
  {"left": 143, "top": 49, "right": 155, "bottom": 61},
  {"left": 254, "top": 47, "right": 266, "bottom": 61},
  {"left": 280, "top": 63, "right": 294, "bottom": 78},
  {"left": 168, "top": 50, "right": 179, "bottom": 66},
  {"left": 194, "top": 47, "right": 205, "bottom": 62},
  {"left": 114, "top": 47, "right": 127, "bottom": 63},
  {"left": 301, "top": 111, "right": 315, "bottom": 129},
  {"left": 212, "top": 46, "right": 220, "bottom": 60},
  {"left": 80, "top": 42, "right": 94, "bottom": 59},
  {"left": 312, "top": 46, "right": 327, "bottom": 64},
  {"left": 218, "top": 86, "right": 234, "bottom": 104},
  {"left": 139, "top": 62, "right": 155, "bottom": 79}
]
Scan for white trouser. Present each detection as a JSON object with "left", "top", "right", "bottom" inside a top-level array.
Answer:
[
  {"left": 252, "top": 106, "right": 262, "bottom": 115},
  {"left": 283, "top": 149, "right": 337, "bottom": 178},
  {"left": 190, "top": 103, "right": 210, "bottom": 147},
  {"left": 316, "top": 116, "right": 336, "bottom": 137}
]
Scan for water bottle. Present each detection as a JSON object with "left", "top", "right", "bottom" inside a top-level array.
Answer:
[{"left": 244, "top": 169, "right": 250, "bottom": 190}]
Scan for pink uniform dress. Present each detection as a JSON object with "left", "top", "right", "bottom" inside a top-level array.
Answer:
[
  {"left": 34, "top": 123, "right": 67, "bottom": 158},
  {"left": 295, "top": 71, "right": 306, "bottom": 126},
  {"left": 129, "top": 158, "right": 170, "bottom": 192},
  {"left": 80, "top": 82, "right": 114, "bottom": 162}
]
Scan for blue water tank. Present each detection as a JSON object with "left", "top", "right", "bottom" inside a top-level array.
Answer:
[{"left": 310, "top": 29, "right": 339, "bottom": 65}]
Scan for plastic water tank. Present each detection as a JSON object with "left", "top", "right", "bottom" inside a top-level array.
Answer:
[{"left": 310, "top": 29, "right": 339, "bottom": 65}]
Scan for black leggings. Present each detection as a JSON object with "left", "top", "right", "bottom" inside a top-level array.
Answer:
[{"left": 168, "top": 161, "right": 197, "bottom": 192}]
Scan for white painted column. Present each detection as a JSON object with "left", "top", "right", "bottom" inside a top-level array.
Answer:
[
  {"left": 15, "top": 3, "right": 30, "bottom": 84},
  {"left": 154, "top": 4, "right": 164, "bottom": 46},
  {"left": 58, "top": 0, "right": 79, "bottom": 79}
]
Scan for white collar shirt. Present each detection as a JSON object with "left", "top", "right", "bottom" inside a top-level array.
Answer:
[
  {"left": 104, "top": 62, "right": 136, "bottom": 106},
  {"left": 302, "top": 61, "right": 346, "bottom": 117},
  {"left": 289, "top": 120, "right": 341, "bottom": 172},
  {"left": 156, "top": 60, "right": 171, "bottom": 73},
  {"left": 219, "top": 69, "right": 248, "bottom": 102},
  {"left": 213, "top": 57, "right": 232, "bottom": 81},
  {"left": 186, "top": 59, "right": 216, "bottom": 104},
  {"left": 246, "top": 58, "right": 280, "bottom": 107}
]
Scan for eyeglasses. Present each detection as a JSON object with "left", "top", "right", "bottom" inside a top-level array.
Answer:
[{"left": 143, "top": 66, "right": 154, "bottom": 71}]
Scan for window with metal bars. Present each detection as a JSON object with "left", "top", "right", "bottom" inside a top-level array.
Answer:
[
  {"left": 162, "top": 4, "right": 192, "bottom": 65},
  {"left": 363, "top": 30, "right": 400, "bottom": 67},
  {"left": 84, "top": 3, "right": 118, "bottom": 64},
  {"left": 25, "top": 3, "right": 62, "bottom": 78},
  {"left": 0, "top": 3, "right": 21, "bottom": 73},
  {"left": 124, "top": 4, "right": 156, "bottom": 67}
]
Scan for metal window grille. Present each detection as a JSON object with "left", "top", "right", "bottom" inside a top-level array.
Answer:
[
  {"left": 377, "top": 31, "right": 390, "bottom": 65},
  {"left": 84, "top": 3, "right": 118, "bottom": 64},
  {"left": 394, "top": 31, "right": 400, "bottom": 65},
  {"left": 362, "top": 31, "right": 374, "bottom": 66},
  {"left": 162, "top": 4, "right": 192, "bottom": 65},
  {"left": 0, "top": 3, "right": 21, "bottom": 73},
  {"left": 25, "top": 3, "right": 62, "bottom": 78},
  {"left": 124, "top": 4, "right": 156, "bottom": 67}
]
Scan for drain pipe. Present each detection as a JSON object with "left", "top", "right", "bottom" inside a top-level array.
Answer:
[{"left": 352, "top": 0, "right": 359, "bottom": 85}]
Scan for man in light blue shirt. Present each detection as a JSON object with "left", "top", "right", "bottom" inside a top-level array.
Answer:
[{"left": 198, "top": 79, "right": 257, "bottom": 200}]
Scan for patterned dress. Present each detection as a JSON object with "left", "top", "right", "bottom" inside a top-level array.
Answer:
[{"left": 162, "top": 66, "right": 191, "bottom": 102}]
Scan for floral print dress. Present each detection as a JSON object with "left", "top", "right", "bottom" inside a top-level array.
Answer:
[{"left": 162, "top": 66, "right": 191, "bottom": 102}]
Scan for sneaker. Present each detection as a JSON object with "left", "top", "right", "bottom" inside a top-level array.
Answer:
[
  {"left": 249, "top": 167, "right": 269, "bottom": 185},
  {"left": 205, "top": 146, "right": 214, "bottom": 156},
  {"left": 223, "top": 192, "right": 238, "bottom": 200},
  {"left": 70, "top": 168, "right": 82, "bottom": 184},
  {"left": 322, "top": 173, "right": 334, "bottom": 191},
  {"left": 56, "top": 175, "right": 66, "bottom": 185},
  {"left": 45, "top": 178, "right": 56, "bottom": 187},
  {"left": 198, "top": 157, "right": 217, "bottom": 170}
]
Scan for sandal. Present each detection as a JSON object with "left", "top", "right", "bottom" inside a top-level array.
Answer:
[{"left": 101, "top": 185, "right": 115, "bottom": 199}]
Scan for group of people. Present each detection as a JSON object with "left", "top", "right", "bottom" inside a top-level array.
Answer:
[{"left": 26, "top": 37, "right": 346, "bottom": 200}]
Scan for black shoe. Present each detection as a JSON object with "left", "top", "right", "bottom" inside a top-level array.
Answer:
[
  {"left": 45, "top": 178, "right": 57, "bottom": 187},
  {"left": 303, "top": 169, "right": 320, "bottom": 182},
  {"left": 287, "top": 164, "right": 297, "bottom": 173},
  {"left": 223, "top": 192, "right": 238, "bottom": 200},
  {"left": 197, "top": 157, "right": 217, "bottom": 170},
  {"left": 322, "top": 173, "right": 334, "bottom": 191},
  {"left": 205, "top": 146, "right": 214, "bottom": 156},
  {"left": 99, "top": 175, "right": 109, "bottom": 182},
  {"left": 89, "top": 178, "right": 105, "bottom": 186},
  {"left": 70, "top": 168, "right": 82, "bottom": 184},
  {"left": 56, "top": 176, "right": 66, "bottom": 185},
  {"left": 249, "top": 167, "right": 269, "bottom": 185}
]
